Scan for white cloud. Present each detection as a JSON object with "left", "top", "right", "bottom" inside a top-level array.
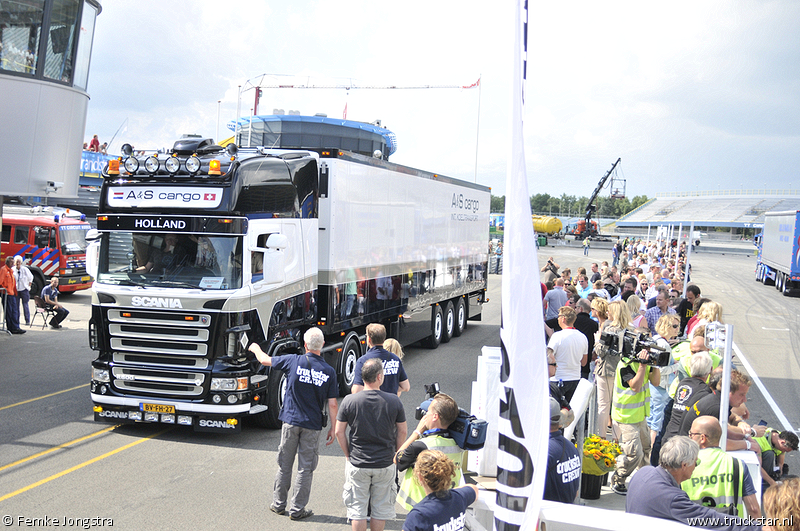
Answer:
[{"left": 84, "top": 0, "right": 800, "bottom": 198}]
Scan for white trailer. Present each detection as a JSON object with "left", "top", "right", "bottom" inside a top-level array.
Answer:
[{"left": 87, "top": 134, "right": 490, "bottom": 432}]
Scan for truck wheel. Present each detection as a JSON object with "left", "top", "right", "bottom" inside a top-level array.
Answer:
[
  {"left": 441, "top": 301, "right": 455, "bottom": 343},
  {"left": 424, "top": 305, "right": 443, "bottom": 349},
  {"left": 755, "top": 265, "right": 762, "bottom": 282},
  {"left": 264, "top": 368, "right": 287, "bottom": 429},
  {"left": 453, "top": 297, "right": 467, "bottom": 337},
  {"left": 762, "top": 267, "right": 774, "bottom": 286},
  {"left": 337, "top": 333, "right": 362, "bottom": 396},
  {"left": 782, "top": 275, "right": 792, "bottom": 296},
  {"left": 776, "top": 272, "right": 784, "bottom": 291}
]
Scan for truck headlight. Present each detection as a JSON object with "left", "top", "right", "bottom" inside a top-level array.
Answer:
[
  {"left": 210, "top": 377, "right": 248, "bottom": 391},
  {"left": 93, "top": 367, "right": 110, "bottom": 382}
]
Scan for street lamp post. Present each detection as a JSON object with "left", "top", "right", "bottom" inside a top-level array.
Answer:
[{"left": 216, "top": 100, "right": 221, "bottom": 143}]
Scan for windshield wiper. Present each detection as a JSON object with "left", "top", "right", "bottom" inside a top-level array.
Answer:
[
  {"left": 112, "top": 278, "right": 147, "bottom": 288},
  {"left": 152, "top": 279, "right": 205, "bottom": 290}
]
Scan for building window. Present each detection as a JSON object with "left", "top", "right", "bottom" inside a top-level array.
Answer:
[
  {"left": 0, "top": 0, "right": 45, "bottom": 75},
  {"left": 43, "top": 0, "right": 80, "bottom": 83}
]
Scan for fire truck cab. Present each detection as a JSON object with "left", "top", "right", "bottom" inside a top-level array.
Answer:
[{"left": 0, "top": 206, "right": 93, "bottom": 296}]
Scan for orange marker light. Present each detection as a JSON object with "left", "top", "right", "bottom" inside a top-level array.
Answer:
[
  {"left": 108, "top": 159, "right": 120, "bottom": 175},
  {"left": 209, "top": 159, "right": 222, "bottom": 175}
]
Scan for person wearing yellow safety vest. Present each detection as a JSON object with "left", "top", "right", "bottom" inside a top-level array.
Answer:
[
  {"left": 394, "top": 393, "right": 463, "bottom": 510},
  {"left": 610, "top": 348, "right": 661, "bottom": 495},
  {"left": 668, "top": 330, "right": 721, "bottom": 399},
  {"left": 683, "top": 416, "right": 761, "bottom": 518},
  {"left": 754, "top": 428, "right": 798, "bottom": 489}
]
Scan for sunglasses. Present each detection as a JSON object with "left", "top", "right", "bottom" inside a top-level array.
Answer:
[
  {"left": 671, "top": 324, "right": 680, "bottom": 328},
  {"left": 548, "top": 362, "right": 557, "bottom": 367}
]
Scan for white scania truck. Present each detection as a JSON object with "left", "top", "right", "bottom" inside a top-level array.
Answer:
[{"left": 88, "top": 119, "right": 490, "bottom": 432}]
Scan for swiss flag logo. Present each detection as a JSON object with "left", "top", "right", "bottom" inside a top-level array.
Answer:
[{"left": 204, "top": 193, "right": 216, "bottom": 201}]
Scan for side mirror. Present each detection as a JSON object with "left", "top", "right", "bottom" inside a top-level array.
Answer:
[
  {"left": 266, "top": 233, "right": 289, "bottom": 250},
  {"left": 85, "top": 228, "right": 102, "bottom": 242},
  {"left": 86, "top": 239, "right": 100, "bottom": 279}
]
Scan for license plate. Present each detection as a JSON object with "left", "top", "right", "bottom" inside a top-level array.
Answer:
[
  {"left": 140, "top": 403, "right": 175, "bottom": 414},
  {"left": 81, "top": 276, "right": 91, "bottom": 281}
]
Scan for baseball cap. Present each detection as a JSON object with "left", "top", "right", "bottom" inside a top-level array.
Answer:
[{"left": 550, "top": 397, "right": 561, "bottom": 424}]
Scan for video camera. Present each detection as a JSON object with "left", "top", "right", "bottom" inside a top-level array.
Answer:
[
  {"left": 415, "top": 383, "right": 487, "bottom": 451},
  {"left": 599, "top": 329, "right": 671, "bottom": 367}
]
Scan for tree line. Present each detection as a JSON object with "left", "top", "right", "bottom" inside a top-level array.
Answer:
[{"left": 490, "top": 193, "right": 650, "bottom": 219}]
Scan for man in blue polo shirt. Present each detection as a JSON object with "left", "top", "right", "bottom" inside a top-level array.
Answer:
[
  {"left": 544, "top": 398, "right": 580, "bottom": 503},
  {"left": 249, "top": 327, "right": 339, "bottom": 521},
  {"left": 351, "top": 323, "right": 410, "bottom": 396}
]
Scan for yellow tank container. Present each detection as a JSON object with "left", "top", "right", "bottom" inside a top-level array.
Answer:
[{"left": 532, "top": 215, "right": 562, "bottom": 235}]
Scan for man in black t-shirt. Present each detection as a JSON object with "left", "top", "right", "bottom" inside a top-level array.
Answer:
[
  {"left": 676, "top": 284, "right": 700, "bottom": 336},
  {"left": 336, "top": 358, "right": 407, "bottom": 529}
]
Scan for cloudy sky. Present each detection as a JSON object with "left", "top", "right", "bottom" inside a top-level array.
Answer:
[{"left": 83, "top": 0, "right": 800, "bottom": 199}]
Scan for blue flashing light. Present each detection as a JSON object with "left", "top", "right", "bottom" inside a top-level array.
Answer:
[
  {"left": 80, "top": 214, "right": 86, "bottom": 221},
  {"left": 54, "top": 215, "right": 60, "bottom": 222}
]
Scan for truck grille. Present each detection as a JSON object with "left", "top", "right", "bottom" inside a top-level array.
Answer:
[{"left": 108, "top": 308, "right": 212, "bottom": 397}]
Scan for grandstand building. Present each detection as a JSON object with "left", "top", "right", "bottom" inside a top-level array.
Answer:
[{"left": 615, "top": 189, "right": 800, "bottom": 238}]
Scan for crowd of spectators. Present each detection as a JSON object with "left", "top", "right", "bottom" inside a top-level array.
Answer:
[{"left": 542, "top": 237, "right": 799, "bottom": 527}]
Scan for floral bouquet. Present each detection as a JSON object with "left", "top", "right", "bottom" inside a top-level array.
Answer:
[{"left": 581, "top": 435, "right": 622, "bottom": 476}]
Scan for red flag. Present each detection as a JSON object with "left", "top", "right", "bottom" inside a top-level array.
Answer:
[{"left": 462, "top": 77, "right": 481, "bottom": 89}]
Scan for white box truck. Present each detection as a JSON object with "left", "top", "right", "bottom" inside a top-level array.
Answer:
[
  {"left": 755, "top": 210, "right": 800, "bottom": 295},
  {"left": 87, "top": 126, "right": 490, "bottom": 432}
]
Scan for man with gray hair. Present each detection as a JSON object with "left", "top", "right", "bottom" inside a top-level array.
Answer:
[
  {"left": 653, "top": 351, "right": 714, "bottom": 466},
  {"left": 627, "top": 436, "right": 760, "bottom": 529},
  {"left": 249, "top": 327, "right": 339, "bottom": 520}
]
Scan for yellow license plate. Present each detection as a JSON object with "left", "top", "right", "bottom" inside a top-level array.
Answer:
[
  {"left": 140, "top": 403, "right": 175, "bottom": 414},
  {"left": 81, "top": 276, "right": 91, "bottom": 281}
]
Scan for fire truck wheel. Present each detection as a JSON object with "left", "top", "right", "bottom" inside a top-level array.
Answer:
[{"left": 31, "top": 274, "right": 45, "bottom": 299}]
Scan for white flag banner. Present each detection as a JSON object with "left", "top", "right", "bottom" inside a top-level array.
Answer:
[{"left": 494, "top": 1, "right": 549, "bottom": 530}]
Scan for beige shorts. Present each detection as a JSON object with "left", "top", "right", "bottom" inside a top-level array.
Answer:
[{"left": 342, "top": 461, "right": 397, "bottom": 521}]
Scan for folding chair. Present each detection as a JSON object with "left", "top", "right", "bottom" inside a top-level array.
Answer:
[{"left": 31, "top": 296, "right": 57, "bottom": 329}]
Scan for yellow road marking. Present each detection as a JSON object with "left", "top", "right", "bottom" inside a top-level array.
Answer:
[
  {"left": 0, "top": 427, "right": 171, "bottom": 502},
  {"left": 0, "top": 425, "right": 118, "bottom": 473},
  {"left": 0, "top": 384, "right": 89, "bottom": 412}
]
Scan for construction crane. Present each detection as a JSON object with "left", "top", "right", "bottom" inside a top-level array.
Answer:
[
  {"left": 568, "top": 158, "right": 622, "bottom": 239},
  {"left": 237, "top": 74, "right": 481, "bottom": 116}
]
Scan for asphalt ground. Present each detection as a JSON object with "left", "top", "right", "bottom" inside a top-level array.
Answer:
[
  {"left": 0, "top": 283, "right": 501, "bottom": 530},
  {"left": 1, "top": 245, "right": 797, "bottom": 529}
]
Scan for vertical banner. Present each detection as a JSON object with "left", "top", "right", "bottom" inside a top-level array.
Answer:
[{"left": 495, "top": 1, "right": 549, "bottom": 530}]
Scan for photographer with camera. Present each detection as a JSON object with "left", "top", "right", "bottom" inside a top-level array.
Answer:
[
  {"left": 610, "top": 340, "right": 662, "bottom": 495},
  {"left": 394, "top": 392, "right": 464, "bottom": 511}
]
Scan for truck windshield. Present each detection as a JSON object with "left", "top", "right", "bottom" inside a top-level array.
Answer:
[
  {"left": 60, "top": 225, "right": 90, "bottom": 255},
  {"left": 97, "top": 232, "right": 242, "bottom": 290}
]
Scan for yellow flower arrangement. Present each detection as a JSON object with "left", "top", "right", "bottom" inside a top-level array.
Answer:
[{"left": 581, "top": 434, "right": 622, "bottom": 476}]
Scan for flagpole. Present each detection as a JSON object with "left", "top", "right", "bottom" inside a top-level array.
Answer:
[
  {"left": 474, "top": 74, "right": 482, "bottom": 183},
  {"left": 495, "top": 1, "right": 548, "bottom": 529}
]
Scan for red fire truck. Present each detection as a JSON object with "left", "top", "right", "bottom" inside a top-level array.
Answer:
[{"left": 0, "top": 206, "right": 93, "bottom": 296}]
